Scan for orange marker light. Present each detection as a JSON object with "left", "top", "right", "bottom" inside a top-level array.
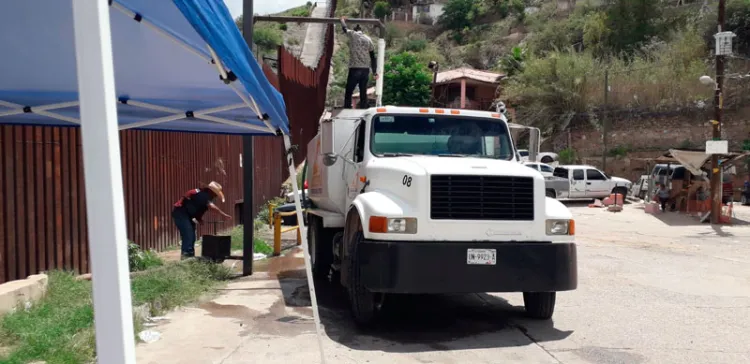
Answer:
[
  {"left": 376, "top": 107, "right": 387, "bottom": 112},
  {"left": 568, "top": 220, "right": 575, "bottom": 235},
  {"left": 491, "top": 113, "right": 500, "bottom": 118},
  {"left": 359, "top": 176, "right": 367, "bottom": 183},
  {"left": 419, "top": 108, "right": 429, "bottom": 113},
  {"left": 435, "top": 109, "right": 445, "bottom": 114},
  {"left": 450, "top": 110, "right": 460, "bottom": 115},
  {"left": 369, "top": 216, "right": 388, "bottom": 233}
]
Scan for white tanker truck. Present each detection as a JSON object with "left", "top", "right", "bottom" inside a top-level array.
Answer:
[{"left": 304, "top": 106, "right": 578, "bottom": 326}]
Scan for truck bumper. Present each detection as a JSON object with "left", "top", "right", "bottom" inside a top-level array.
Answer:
[{"left": 357, "top": 240, "right": 577, "bottom": 294}]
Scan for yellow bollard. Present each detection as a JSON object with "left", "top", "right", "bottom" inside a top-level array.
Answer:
[
  {"left": 296, "top": 226, "right": 302, "bottom": 246},
  {"left": 273, "top": 212, "right": 281, "bottom": 256}
]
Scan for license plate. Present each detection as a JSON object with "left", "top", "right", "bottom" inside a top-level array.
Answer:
[{"left": 467, "top": 249, "right": 497, "bottom": 265}]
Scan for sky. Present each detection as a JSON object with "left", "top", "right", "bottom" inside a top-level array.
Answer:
[{"left": 224, "top": 0, "right": 309, "bottom": 19}]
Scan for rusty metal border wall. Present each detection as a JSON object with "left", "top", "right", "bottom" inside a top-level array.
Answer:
[
  {"left": 277, "top": 0, "right": 336, "bottom": 165},
  {"left": 0, "top": 8, "right": 336, "bottom": 283},
  {"left": 0, "top": 125, "right": 290, "bottom": 282}
]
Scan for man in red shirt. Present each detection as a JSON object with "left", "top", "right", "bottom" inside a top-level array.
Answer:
[{"left": 172, "top": 181, "right": 232, "bottom": 258}]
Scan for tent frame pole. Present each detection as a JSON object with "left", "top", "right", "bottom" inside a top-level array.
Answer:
[
  {"left": 283, "top": 134, "right": 327, "bottom": 364},
  {"left": 72, "top": 0, "right": 136, "bottom": 363},
  {"left": 242, "top": 0, "right": 255, "bottom": 276}
]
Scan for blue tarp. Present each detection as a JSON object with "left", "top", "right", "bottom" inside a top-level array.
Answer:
[{"left": 0, "top": 0, "right": 288, "bottom": 135}]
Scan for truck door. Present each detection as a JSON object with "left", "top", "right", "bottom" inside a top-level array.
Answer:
[
  {"left": 585, "top": 168, "right": 609, "bottom": 197},
  {"left": 344, "top": 121, "right": 367, "bottom": 207},
  {"left": 570, "top": 168, "right": 586, "bottom": 198}
]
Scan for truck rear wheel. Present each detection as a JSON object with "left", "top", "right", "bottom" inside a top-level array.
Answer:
[
  {"left": 523, "top": 292, "right": 556, "bottom": 320},
  {"left": 347, "top": 230, "right": 380, "bottom": 327},
  {"left": 308, "top": 216, "right": 334, "bottom": 280}
]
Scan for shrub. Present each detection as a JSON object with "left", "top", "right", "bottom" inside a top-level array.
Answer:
[
  {"left": 373, "top": 1, "right": 391, "bottom": 20},
  {"left": 254, "top": 26, "right": 283, "bottom": 53},
  {"left": 402, "top": 34, "right": 428, "bottom": 52},
  {"left": 559, "top": 148, "right": 577, "bottom": 164},
  {"left": 128, "top": 242, "right": 163, "bottom": 272},
  {"left": 279, "top": 23, "right": 288, "bottom": 31},
  {"left": 290, "top": 7, "right": 311, "bottom": 17}
]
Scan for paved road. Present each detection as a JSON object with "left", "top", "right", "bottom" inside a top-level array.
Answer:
[{"left": 136, "top": 203, "right": 750, "bottom": 363}]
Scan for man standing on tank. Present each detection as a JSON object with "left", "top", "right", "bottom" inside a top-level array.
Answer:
[{"left": 340, "top": 16, "right": 378, "bottom": 109}]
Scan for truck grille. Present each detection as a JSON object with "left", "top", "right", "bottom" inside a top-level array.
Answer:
[{"left": 430, "top": 175, "right": 535, "bottom": 221}]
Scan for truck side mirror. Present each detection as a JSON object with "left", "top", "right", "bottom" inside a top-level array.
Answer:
[{"left": 321, "top": 119, "right": 337, "bottom": 166}]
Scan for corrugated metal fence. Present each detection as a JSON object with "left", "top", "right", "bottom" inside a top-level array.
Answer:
[{"left": 0, "top": 8, "right": 336, "bottom": 283}]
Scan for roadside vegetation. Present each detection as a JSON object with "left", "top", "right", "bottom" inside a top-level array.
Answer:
[
  {"left": 332, "top": 0, "right": 750, "bottom": 131},
  {"left": 0, "top": 252, "right": 232, "bottom": 364}
]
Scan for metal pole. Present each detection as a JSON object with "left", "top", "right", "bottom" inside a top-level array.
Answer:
[
  {"left": 602, "top": 69, "right": 609, "bottom": 171},
  {"left": 710, "top": 0, "right": 726, "bottom": 224},
  {"left": 71, "top": 1, "right": 135, "bottom": 362},
  {"left": 242, "top": 0, "right": 255, "bottom": 275}
]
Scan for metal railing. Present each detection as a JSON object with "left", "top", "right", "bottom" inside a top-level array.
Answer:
[{"left": 268, "top": 204, "right": 302, "bottom": 256}]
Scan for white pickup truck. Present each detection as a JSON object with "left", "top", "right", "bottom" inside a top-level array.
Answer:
[{"left": 553, "top": 165, "right": 632, "bottom": 199}]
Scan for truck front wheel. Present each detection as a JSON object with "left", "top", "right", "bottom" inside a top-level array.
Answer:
[
  {"left": 523, "top": 292, "right": 556, "bottom": 320},
  {"left": 347, "top": 230, "right": 380, "bottom": 327}
]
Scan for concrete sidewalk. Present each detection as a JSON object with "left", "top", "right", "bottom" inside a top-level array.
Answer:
[{"left": 135, "top": 248, "right": 561, "bottom": 364}]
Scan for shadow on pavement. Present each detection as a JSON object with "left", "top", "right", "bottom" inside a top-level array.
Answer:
[
  {"left": 649, "top": 210, "right": 750, "bottom": 227},
  {"left": 276, "top": 270, "right": 573, "bottom": 353}
]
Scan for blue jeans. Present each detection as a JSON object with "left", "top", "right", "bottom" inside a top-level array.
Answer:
[{"left": 172, "top": 209, "right": 196, "bottom": 257}]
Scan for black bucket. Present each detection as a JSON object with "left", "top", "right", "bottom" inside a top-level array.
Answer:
[{"left": 201, "top": 235, "right": 231, "bottom": 263}]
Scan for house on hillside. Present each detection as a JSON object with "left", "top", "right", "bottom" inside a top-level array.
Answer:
[
  {"left": 412, "top": 0, "right": 446, "bottom": 25},
  {"left": 350, "top": 67, "right": 504, "bottom": 112},
  {"left": 432, "top": 67, "right": 505, "bottom": 111}
]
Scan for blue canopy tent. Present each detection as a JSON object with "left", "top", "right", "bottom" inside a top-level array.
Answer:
[{"left": 0, "top": 1, "right": 322, "bottom": 363}]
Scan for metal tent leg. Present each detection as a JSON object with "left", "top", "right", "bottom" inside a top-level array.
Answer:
[
  {"left": 71, "top": 1, "right": 136, "bottom": 363},
  {"left": 283, "top": 135, "right": 327, "bottom": 364}
]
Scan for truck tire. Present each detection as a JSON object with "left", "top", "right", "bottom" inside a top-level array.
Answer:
[
  {"left": 308, "top": 216, "right": 334, "bottom": 280},
  {"left": 523, "top": 292, "right": 556, "bottom": 320},
  {"left": 347, "top": 230, "right": 379, "bottom": 327}
]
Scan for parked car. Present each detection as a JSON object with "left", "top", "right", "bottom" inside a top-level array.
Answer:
[
  {"left": 517, "top": 149, "right": 559, "bottom": 164},
  {"left": 553, "top": 165, "right": 632, "bottom": 199},
  {"left": 524, "top": 162, "right": 555, "bottom": 177}
]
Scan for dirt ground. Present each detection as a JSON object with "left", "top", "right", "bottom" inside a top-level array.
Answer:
[{"left": 136, "top": 201, "right": 750, "bottom": 364}]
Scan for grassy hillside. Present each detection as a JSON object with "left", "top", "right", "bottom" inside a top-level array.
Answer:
[{"left": 333, "top": 0, "right": 750, "bottom": 131}]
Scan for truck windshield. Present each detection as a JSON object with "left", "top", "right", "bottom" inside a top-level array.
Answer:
[{"left": 370, "top": 114, "right": 514, "bottom": 160}]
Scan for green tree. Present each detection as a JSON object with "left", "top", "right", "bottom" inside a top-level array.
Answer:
[
  {"left": 373, "top": 1, "right": 391, "bottom": 20},
  {"left": 439, "top": 0, "right": 479, "bottom": 31},
  {"left": 727, "top": 0, "right": 750, "bottom": 56},
  {"left": 383, "top": 52, "right": 433, "bottom": 106},
  {"left": 499, "top": 46, "right": 526, "bottom": 77},
  {"left": 603, "top": 0, "right": 662, "bottom": 56}
]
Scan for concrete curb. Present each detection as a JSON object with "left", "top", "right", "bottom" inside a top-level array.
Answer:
[{"left": 0, "top": 274, "right": 48, "bottom": 317}]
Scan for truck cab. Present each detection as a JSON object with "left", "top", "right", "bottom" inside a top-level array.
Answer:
[{"left": 306, "top": 107, "right": 577, "bottom": 325}]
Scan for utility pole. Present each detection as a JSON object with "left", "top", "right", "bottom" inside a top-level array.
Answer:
[
  {"left": 601, "top": 69, "right": 609, "bottom": 171},
  {"left": 710, "top": 0, "right": 726, "bottom": 224},
  {"left": 242, "top": 0, "right": 255, "bottom": 275}
]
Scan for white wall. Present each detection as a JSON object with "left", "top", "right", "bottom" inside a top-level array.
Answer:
[{"left": 412, "top": 3, "right": 444, "bottom": 25}]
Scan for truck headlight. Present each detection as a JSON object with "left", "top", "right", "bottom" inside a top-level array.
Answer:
[
  {"left": 546, "top": 219, "right": 575, "bottom": 235},
  {"left": 369, "top": 216, "right": 418, "bottom": 234}
]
